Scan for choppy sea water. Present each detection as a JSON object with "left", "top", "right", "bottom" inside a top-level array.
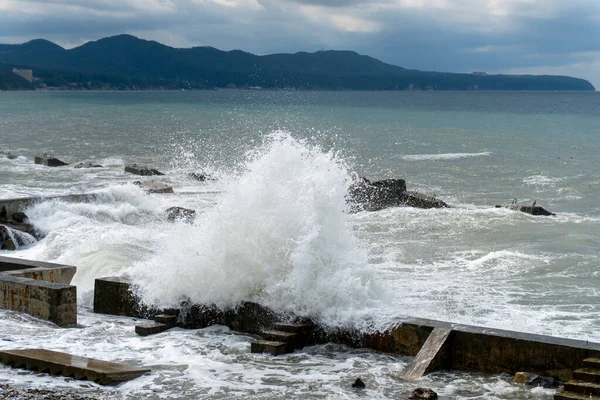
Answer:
[{"left": 1, "top": 90, "right": 599, "bottom": 399}]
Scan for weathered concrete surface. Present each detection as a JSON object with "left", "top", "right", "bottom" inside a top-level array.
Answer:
[
  {"left": 0, "top": 194, "right": 99, "bottom": 221},
  {"left": 0, "top": 256, "right": 76, "bottom": 284},
  {"left": 125, "top": 165, "right": 164, "bottom": 176},
  {"left": 0, "top": 275, "right": 77, "bottom": 326},
  {"left": 93, "top": 277, "right": 150, "bottom": 318},
  {"left": 0, "top": 349, "right": 150, "bottom": 384},
  {"left": 34, "top": 156, "right": 69, "bottom": 167},
  {"left": 401, "top": 327, "right": 452, "bottom": 381},
  {"left": 133, "top": 181, "right": 174, "bottom": 194}
]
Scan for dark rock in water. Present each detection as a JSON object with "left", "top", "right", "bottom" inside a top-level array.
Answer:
[
  {"left": 347, "top": 177, "right": 448, "bottom": 212},
  {"left": 125, "top": 164, "right": 164, "bottom": 176},
  {"left": 190, "top": 172, "right": 213, "bottom": 182},
  {"left": 11, "top": 212, "right": 29, "bottom": 223},
  {"left": 165, "top": 206, "right": 196, "bottom": 223},
  {"left": 75, "top": 162, "right": 103, "bottom": 169},
  {"left": 0, "top": 224, "right": 37, "bottom": 250},
  {"left": 495, "top": 204, "right": 556, "bottom": 216},
  {"left": 351, "top": 378, "right": 366, "bottom": 389},
  {"left": 409, "top": 387, "right": 438, "bottom": 400},
  {"left": 512, "top": 372, "right": 558, "bottom": 388},
  {"left": 34, "top": 154, "right": 69, "bottom": 167},
  {"left": 5, "top": 152, "right": 17, "bottom": 160},
  {"left": 133, "top": 181, "right": 174, "bottom": 194}
]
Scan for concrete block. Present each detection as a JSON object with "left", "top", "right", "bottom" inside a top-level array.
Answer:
[
  {"left": 125, "top": 165, "right": 164, "bottom": 176},
  {"left": 0, "top": 275, "right": 76, "bottom": 326},
  {"left": 34, "top": 156, "right": 69, "bottom": 167},
  {"left": 251, "top": 340, "right": 288, "bottom": 355},
  {"left": 135, "top": 323, "right": 170, "bottom": 336},
  {"left": 0, "top": 349, "right": 150, "bottom": 384},
  {"left": 133, "top": 181, "right": 174, "bottom": 194},
  {"left": 0, "top": 256, "right": 76, "bottom": 284},
  {"left": 93, "top": 276, "right": 148, "bottom": 318}
]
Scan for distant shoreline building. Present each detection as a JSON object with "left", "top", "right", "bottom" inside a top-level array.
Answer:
[{"left": 12, "top": 68, "right": 33, "bottom": 82}]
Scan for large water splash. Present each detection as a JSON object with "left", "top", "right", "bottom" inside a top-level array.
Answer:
[{"left": 128, "top": 132, "right": 387, "bottom": 327}]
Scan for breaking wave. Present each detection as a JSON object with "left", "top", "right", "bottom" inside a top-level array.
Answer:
[
  {"left": 401, "top": 152, "right": 491, "bottom": 161},
  {"left": 127, "top": 132, "right": 388, "bottom": 327}
]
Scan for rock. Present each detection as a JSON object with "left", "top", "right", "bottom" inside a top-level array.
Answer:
[
  {"left": 125, "top": 164, "right": 164, "bottom": 176},
  {"left": 0, "top": 224, "right": 37, "bottom": 250},
  {"left": 189, "top": 172, "right": 214, "bottom": 182},
  {"left": 409, "top": 387, "right": 438, "bottom": 400},
  {"left": 495, "top": 204, "right": 556, "bottom": 216},
  {"left": 11, "top": 212, "right": 29, "bottom": 223},
  {"left": 74, "top": 162, "right": 103, "bottom": 168},
  {"left": 34, "top": 154, "right": 69, "bottom": 167},
  {"left": 165, "top": 206, "right": 196, "bottom": 223},
  {"left": 6, "top": 152, "right": 17, "bottom": 160},
  {"left": 513, "top": 372, "right": 558, "bottom": 388},
  {"left": 133, "top": 181, "right": 174, "bottom": 194},
  {"left": 351, "top": 378, "right": 366, "bottom": 389},
  {"left": 347, "top": 177, "right": 448, "bottom": 212}
]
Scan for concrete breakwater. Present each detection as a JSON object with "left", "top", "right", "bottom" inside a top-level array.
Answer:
[{"left": 94, "top": 276, "right": 600, "bottom": 382}]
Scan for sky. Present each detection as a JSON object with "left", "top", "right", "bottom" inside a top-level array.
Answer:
[{"left": 0, "top": 0, "right": 599, "bottom": 88}]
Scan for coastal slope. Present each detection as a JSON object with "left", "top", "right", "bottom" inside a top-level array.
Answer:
[{"left": 0, "top": 35, "right": 595, "bottom": 91}]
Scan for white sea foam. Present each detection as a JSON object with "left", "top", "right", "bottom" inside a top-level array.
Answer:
[
  {"left": 128, "top": 132, "right": 388, "bottom": 328},
  {"left": 523, "top": 175, "right": 566, "bottom": 186},
  {"left": 401, "top": 151, "right": 491, "bottom": 161}
]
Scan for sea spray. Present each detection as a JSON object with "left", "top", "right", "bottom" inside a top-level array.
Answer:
[{"left": 129, "top": 132, "right": 389, "bottom": 327}]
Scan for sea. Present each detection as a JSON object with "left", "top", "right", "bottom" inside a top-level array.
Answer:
[{"left": 1, "top": 90, "right": 599, "bottom": 399}]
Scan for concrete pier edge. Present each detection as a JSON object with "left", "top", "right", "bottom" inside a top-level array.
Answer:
[{"left": 94, "top": 276, "right": 600, "bottom": 381}]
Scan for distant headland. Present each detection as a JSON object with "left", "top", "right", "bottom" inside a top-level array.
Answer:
[{"left": 0, "top": 34, "right": 595, "bottom": 91}]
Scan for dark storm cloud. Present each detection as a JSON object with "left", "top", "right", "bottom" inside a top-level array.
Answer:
[{"left": 0, "top": 0, "right": 599, "bottom": 87}]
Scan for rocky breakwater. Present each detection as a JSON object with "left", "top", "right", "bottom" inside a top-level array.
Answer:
[{"left": 347, "top": 178, "right": 449, "bottom": 212}]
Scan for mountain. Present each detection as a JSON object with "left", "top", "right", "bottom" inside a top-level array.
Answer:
[{"left": 0, "top": 34, "right": 595, "bottom": 91}]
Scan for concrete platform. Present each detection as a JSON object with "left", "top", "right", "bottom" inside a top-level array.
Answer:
[
  {"left": 401, "top": 327, "right": 452, "bottom": 381},
  {"left": 0, "top": 256, "right": 76, "bottom": 284},
  {"left": 0, "top": 349, "right": 150, "bottom": 385}
]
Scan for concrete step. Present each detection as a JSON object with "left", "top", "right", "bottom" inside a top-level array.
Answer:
[
  {"left": 584, "top": 358, "right": 600, "bottom": 369},
  {"left": 261, "top": 330, "right": 297, "bottom": 343},
  {"left": 554, "top": 391, "right": 600, "bottom": 400},
  {"left": 135, "top": 322, "right": 170, "bottom": 336},
  {"left": 574, "top": 368, "right": 600, "bottom": 383},
  {"left": 250, "top": 340, "right": 289, "bottom": 356},
  {"left": 564, "top": 380, "right": 600, "bottom": 396},
  {"left": 0, "top": 349, "right": 150, "bottom": 385},
  {"left": 273, "top": 322, "right": 308, "bottom": 334},
  {"left": 153, "top": 314, "right": 177, "bottom": 327}
]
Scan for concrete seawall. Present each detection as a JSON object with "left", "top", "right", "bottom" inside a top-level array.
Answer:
[{"left": 94, "top": 276, "right": 600, "bottom": 381}]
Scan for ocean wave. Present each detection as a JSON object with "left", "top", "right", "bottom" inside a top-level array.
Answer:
[{"left": 401, "top": 152, "right": 491, "bottom": 161}]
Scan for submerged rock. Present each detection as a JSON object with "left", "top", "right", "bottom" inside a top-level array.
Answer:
[
  {"left": 495, "top": 204, "right": 556, "bottom": 216},
  {"left": 165, "top": 206, "right": 196, "bottom": 223},
  {"left": 75, "top": 162, "right": 103, "bottom": 168},
  {"left": 351, "top": 378, "right": 366, "bottom": 389},
  {"left": 189, "top": 172, "right": 214, "bottom": 182},
  {"left": 0, "top": 224, "right": 37, "bottom": 250},
  {"left": 133, "top": 181, "right": 174, "bottom": 194},
  {"left": 409, "top": 387, "right": 438, "bottom": 400},
  {"left": 513, "top": 372, "right": 558, "bottom": 388},
  {"left": 125, "top": 164, "right": 164, "bottom": 176},
  {"left": 34, "top": 154, "right": 69, "bottom": 167},
  {"left": 347, "top": 177, "right": 448, "bottom": 212}
]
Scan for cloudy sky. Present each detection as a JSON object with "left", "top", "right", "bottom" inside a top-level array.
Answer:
[{"left": 1, "top": 0, "right": 599, "bottom": 88}]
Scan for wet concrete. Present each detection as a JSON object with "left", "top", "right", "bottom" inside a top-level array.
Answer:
[{"left": 0, "top": 349, "right": 150, "bottom": 385}]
